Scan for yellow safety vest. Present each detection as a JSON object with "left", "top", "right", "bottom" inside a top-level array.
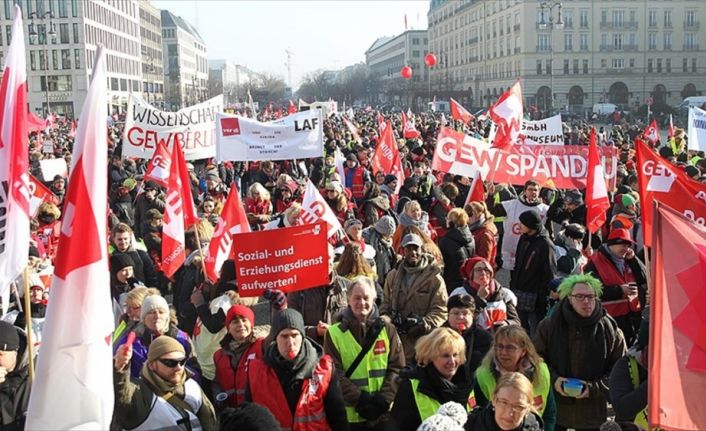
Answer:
[
  {"left": 410, "top": 378, "right": 474, "bottom": 422},
  {"left": 628, "top": 356, "right": 649, "bottom": 430},
  {"left": 474, "top": 362, "right": 551, "bottom": 414},
  {"left": 328, "top": 323, "right": 390, "bottom": 424}
]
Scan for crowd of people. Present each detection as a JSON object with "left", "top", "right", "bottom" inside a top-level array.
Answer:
[{"left": 2, "top": 104, "right": 693, "bottom": 431}]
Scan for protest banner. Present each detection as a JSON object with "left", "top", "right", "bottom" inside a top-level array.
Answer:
[
  {"left": 39, "top": 158, "right": 68, "bottom": 181},
  {"left": 143, "top": 141, "right": 171, "bottom": 188},
  {"left": 216, "top": 110, "right": 323, "bottom": 162},
  {"left": 122, "top": 94, "right": 223, "bottom": 160},
  {"left": 520, "top": 114, "right": 564, "bottom": 145},
  {"left": 301, "top": 179, "right": 344, "bottom": 238},
  {"left": 433, "top": 127, "right": 618, "bottom": 190},
  {"left": 28, "top": 175, "right": 59, "bottom": 216},
  {"left": 233, "top": 221, "right": 329, "bottom": 297},
  {"left": 687, "top": 106, "right": 706, "bottom": 152}
]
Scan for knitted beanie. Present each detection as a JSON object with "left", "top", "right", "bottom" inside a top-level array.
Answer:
[
  {"left": 110, "top": 253, "right": 135, "bottom": 272},
  {"left": 226, "top": 305, "right": 255, "bottom": 328},
  {"left": 416, "top": 402, "right": 467, "bottom": 431},
  {"left": 374, "top": 215, "right": 396, "bottom": 237},
  {"left": 140, "top": 295, "right": 170, "bottom": 321},
  {"left": 519, "top": 210, "right": 542, "bottom": 231},
  {"left": 271, "top": 308, "right": 305, "bottom": 338},
  {"left": 146, "top": 335, "right": 185, "bottom": 363}
]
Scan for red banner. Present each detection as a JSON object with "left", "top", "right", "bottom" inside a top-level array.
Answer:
[
  {"left": 28, "top": 174, "right": 59, "bottom": 216},
  {"left": 433, "top": 127, "right": 619, "bottom": 190},
  {"left": 233, "top": 222, "right": 329, "bottom": 297}
]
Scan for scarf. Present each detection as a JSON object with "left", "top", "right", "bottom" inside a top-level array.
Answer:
[
  {"left": 265, "top": 338, "right": 318, "bottom": 383},
  {"left": 417, "top": 364, "right": 473, "bottom": 406},
  {"left": 469, "top": 215, "right": 487, "bottom": 232},
  {"left": 549, "top": 299, "right": 608, "bottom": 379},
  {"left": 602, "top": 244, "right": 626, "bottom": 275},
  {"left": 398, "top": 211, "right": 431, "bottom": 235}
]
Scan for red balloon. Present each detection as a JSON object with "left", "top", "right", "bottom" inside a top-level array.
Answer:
[
  {"left": 401, "top": 66, "right": 413, "bottom": 79},
  {"left": 424, "top": 53, "right": 437, "bottom": 67}
]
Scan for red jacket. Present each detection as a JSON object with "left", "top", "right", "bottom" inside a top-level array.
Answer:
[
  {"left": 344, "top": 166, "right": 366, "bottom": 200},
  {"left": 213, "top": 338, "right": 263, "bottom": 407},
  {"left": 588, "top": 249, "right": 639, "bottom": 317}
]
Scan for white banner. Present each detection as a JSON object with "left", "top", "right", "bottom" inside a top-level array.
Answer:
[
  {"left": 688, "top": 106, "right": 706, "bottom": 151},
  {"left": 216, "top": 110, "right": 323, "bottom": 162},
  {"left": 122, "top": 94, "right": 223, "bottom": 160},
  {"left": 520, "top": 114, "right": 564, "bottom": 145},
  {"left": 39, "top": 158, "right": 68, "bottom": 181}
]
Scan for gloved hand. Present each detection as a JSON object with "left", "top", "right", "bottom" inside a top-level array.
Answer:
[
  {"left": 355, "top": 392, "right": 381, "bottom": 421},
  {"left": 370, "top": 393, "right": 390, "bottom": 416},
  {"left": 263, "top": 289, "right": 287, "bottom": 311},
  {"left": 403, "top": 313, "right": 423, "bottom": 332}
]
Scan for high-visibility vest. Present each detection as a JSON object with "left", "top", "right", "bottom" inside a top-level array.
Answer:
[
  {"left": 628, "top": 356, "right": 649, "bottom": 430},
  {"left": 410, "top": 378, "right": 474, "bottom": 422},
  {"left": 474, "top": 362, "right": 551, "bottom": 414},
  {"left": 327, "top": 323, "right": 390, "bottom": 423}
]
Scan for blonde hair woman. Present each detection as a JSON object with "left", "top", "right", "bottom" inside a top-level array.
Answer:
[
  {"left": 245, "top": 182, "right": 272, "bottom": 231},
  {"left": 390, "top": 327, "right": 474, "bottom": 430},
  {"left": 473, "top": 325, "right": 556, "bottom": 429},
  {"left": 466, "top": 372, "right": 543, "bottom": 431},
  {"left": 465, "top": 201, "right": 498, "bottom": 265}
]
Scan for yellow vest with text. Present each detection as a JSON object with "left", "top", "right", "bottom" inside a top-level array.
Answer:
[
  {"left": 328, "top": 323, "right": 390, "bottom": 423},
  {"left": 474, "top": 362, "right": 551, "bottom": 414}
]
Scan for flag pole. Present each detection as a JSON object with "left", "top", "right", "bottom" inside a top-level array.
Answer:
[
  {"left": 192, "top": 221, "right": 210, "bottom": 285},
  {"left": 22, "top": 267, "right": 35, "bottom": 384}
]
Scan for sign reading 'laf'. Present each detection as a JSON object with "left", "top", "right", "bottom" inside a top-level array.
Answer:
[{"left": 233, "top": 221, "right": 330, "bottom": 297}]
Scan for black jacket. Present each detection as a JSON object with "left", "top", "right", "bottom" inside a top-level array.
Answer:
[
  {"left": 0, "top": 328, "right": 30, "bottom": 431},
  {"left": 363, "top": 228, "right": 398, "bottom": 286},
  {"left": 114, "top": 248, "right": 158, "bottom": 288},
  {"left": 439, "top": 226, "right": 476, "bottom": 291},
  {"left": 510, "top": 227, "right": 556, "bottom": 310},
  {"left": 465, "top": 404, "right": 544, "bottom": 431},
  {"left": 609, "top": 355, "right": 647, "bottom": 423}
]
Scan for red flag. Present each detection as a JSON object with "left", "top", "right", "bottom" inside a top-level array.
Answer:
[
  {"left": 144, "top": 141, "right": 171, "bottom": 188},
  {"left": 203, "top": 184, "right": 250, "bottom": 282},
  {"left": 464, "top": 171, "right": 485, "bottom": 207},
  {"left": 371, "top": 120, "right": 405, "bottom": 192},
  {"left": 26, "top": 46, "right": 114, "bottom": 429},
  {"left": 288, "top": 100, "right": 296, "bottom": 114},
  {"left": 644, "top": 119, "right": 659, "bottom": 146},
  {"left": 635, "top": 139, "right": 706, "bottom": 247},
  {"left": 401, "top": 111, "right": 421, "bottom": 139},
  {"left": 161, "top": 136, "right": 199, "bottom": 277},
  {"left": 342, "top": 116, "right": 362, "bottom": 144},
  {"left": 450, "top": 97, "right": 474, "bottom": 123},
  {"left": 27, "top": 111, "right": 47, "bottom": 132},
  {"left": 0, "top": 5, "right": 30, "bottom": 313},
  {"left": 649, "top": 202, "right": 706, "bottom": 429},
  {"left": 489, "top": 79, "right": 523, "bottom": 149},
  {"left": 669, "top": 114, "right": 675, "bottom": 139},
  {"left": 28, "top": 174, "right": 59, "bottom": 216},
  {"left": 586, "top": 128, "right": 610, "bottom": 233}
]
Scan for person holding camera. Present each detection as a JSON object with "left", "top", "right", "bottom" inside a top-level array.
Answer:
[
  {"left": 381, "top": 233, "right": 448, "bottom": 364},
  {"left": 533, "top": 274, "right": 626, "bottom": 431}
]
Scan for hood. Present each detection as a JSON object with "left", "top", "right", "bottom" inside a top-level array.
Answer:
[
  {"left": 367, "top": 195, "right": 390, "bottom": 211},
  {"left": 444, "top": 225, "right": 473, "bottom": 246}
]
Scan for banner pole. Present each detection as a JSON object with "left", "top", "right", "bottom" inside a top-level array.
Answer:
[{"left": 22, "top": 267, "right": 36, "bottom": 385}]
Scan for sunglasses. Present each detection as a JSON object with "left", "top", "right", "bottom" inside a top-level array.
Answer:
[{"left": 158, "top": 357, "right": 187, "bottom": 368}]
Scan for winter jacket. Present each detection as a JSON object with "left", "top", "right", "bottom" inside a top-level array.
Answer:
[
  {"left": 381, "top": 254, "right": 448, "bottom": 363},
  {"left": 465, "top": 404, "right": 544, "bottom": 431},
  {"left": 359, "top": 196, "right": 392, "bottom": 227},
  {"left": 362, "top": 228, "right": 398, "bottom": 285},
  {"left": 172, "top": 248, "right": 206, "bottom": 335},
  {"left": 287, "top": 274, "right": 350, "bottom": 346},
  {"left": 450, "top": 281, "right": 521, "bottom": 329},
  {"left": 609, "top": 353, "right": 648, "bottom": 424},
  {"left": 510, "top": 227, "right": 557, "bottom": 314},
  {"left": 133, "top": 193, "right": 165, "bottom": 238},
  {"left": 110, "top": 246, "right": 159, "bottom": 288},
  {"left": 439, "top": 225, "right": 476, "bottom": 292},
  {"left": 0, "top": 328, "right": 30, "bottom": 431},
  {"left": 470, "top": 218, "right": 498, "bottom": 266}
]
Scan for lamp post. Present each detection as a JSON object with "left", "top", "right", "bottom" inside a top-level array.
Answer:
[
  {"left": 28, "top": 12, "right": 56, "bottom": 116},
  {"left": 191, "top": 75, "right": 196, "bottom": 105},
  {"left": 538, "top": 1, "right": 564, "bottom": 113}
]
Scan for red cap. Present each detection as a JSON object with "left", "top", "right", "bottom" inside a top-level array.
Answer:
[
  {"left": 607, "top": 228, "right": 636, "bottom": 245},
  {"left": 226, "top": 305, "right": 255, "bottom": 328}
]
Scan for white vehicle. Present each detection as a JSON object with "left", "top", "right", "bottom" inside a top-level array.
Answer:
[
  {"left": 591, "top": 103, "right": 617, "bottom": 115},
  {"left": 676, "top": 96, "right": 706, "bottom": 111},
  {"left": 428, "top": 100, "right": 450, "bottom": 113}
]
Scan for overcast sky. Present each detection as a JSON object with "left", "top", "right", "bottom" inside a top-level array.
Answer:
[{"left": 152, "top": 1, "right": 430, "bottom": 88}]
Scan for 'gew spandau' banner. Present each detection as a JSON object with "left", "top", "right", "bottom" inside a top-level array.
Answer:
[
  {"left": 233, "top": 221, "right": 329, "bottom": 297},
  {"left": 122, "top": 94, "right": 223, "bottom": 160},
  {"left": 433, "top": 127, "right": 618, "bottom": 190},
  {"left": 215, "top": 110, "right": 323, "bottom": 162}
]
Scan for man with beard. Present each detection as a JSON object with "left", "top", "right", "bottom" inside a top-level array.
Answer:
[
  {"left": 381, "top": 233, "right": 448, "bottom": 364},
  {"left": 114, "top": 335, "right": 216, "bottom": 430},
  {"left": 533, "top": 274, "right": 626, "bottom": 431}
]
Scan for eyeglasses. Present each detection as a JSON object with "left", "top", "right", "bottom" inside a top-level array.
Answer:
[
  {"left": 494, "top": 397, "right": 530, "bottom": 413},
  {"left": 570, "top": 294, "right": 597, "bottom": 302},
  {"left": 495, "top": 343, "right": 520, "bottom": 352},
  {"left": 473, "top": 268, "right": 492, "bottom": 275},
  {"left": 158, "top": 357, "right": 187, "bottom": 368}
]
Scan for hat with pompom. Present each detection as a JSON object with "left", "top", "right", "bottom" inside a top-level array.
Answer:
[{"left": 416, "top": 401, "right": 467, "bottom": 431}]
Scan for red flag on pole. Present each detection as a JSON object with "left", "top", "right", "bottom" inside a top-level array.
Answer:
[
  {"left": 0, "top": 5, "right": 30, "bottom": 314},
  {"left": 464, "top": 171, "right": 485, "bottom": 207},
  {"left": 450, "top": 97, "right": 474, "bottom": 123},
  {"left": 644, "top": 119, "right": 659, "bottom": 146},
  {"left": 649, "top": 201, "right": 706, "bottom": 429},
  {"left": 143, "top": 141, "right": 171, "bottom": 188},
  {"left": 401, "top": 111, "right": 421, "bottom": 139},
  {"left": 488, "top": 79, "right": 523, "bottom": 149},
  {"left": 371, "top": 120, "right": 404, "bottom": 192},
  {"left": 26, "top": 111, "right": 47, "bottom": 133},
  {"left": 26, "top": 46, "right": 114, "bottom": 429},
  {"left": 288, "top": 100, "right": 296, "bottom": 114},
  {"left": 586, "top": 128, "right": 610, "bottom": 233},
  {"left": 161, "top": 136, "right": 199, "bottom": 277},
  {"left": 203, "top": 184, "right": 250, "bottom": 282}
]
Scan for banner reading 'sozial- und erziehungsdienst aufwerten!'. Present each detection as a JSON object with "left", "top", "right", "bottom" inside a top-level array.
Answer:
[
  {"left": 122, "top": 94, "right": 223, "bottom": 160},
  {"left": 215, "top": 110, "right": 324, "bottom": 162}
]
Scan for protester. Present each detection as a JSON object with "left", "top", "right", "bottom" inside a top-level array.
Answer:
[
  {"left": 0, "top": 321, "right": 30, "bottom": 431},
  {"left": 362, "top": 215, "right": 399, "bottom": 285},
  {"left": 465, "top": 201, "right": 498, "bottom": 266},
  {"left": 439, "top": 207, "right": 476, "bottom": 292},
  {"left": 113, "top": 335, "right": 216, "bottom": 430},
  {"left": 358, "top": 182, "right": 393, "bottom": 227},
  {"left": 112, "top": 286, "right": 160, "bottom": 343},
  {"left": 389, "top": 327, "right": 473, "bottom": 430},
  {"left": 324, "top": 180, "right": 356, "bottom": 225},
  {"left": 109, "top": 223, "right": 158, "bottom": 287},
  {"left": 443, "top": 294, "right": 492, "bottom": 375},
  {"left": 344, "top": 153, "right": 371, "bottom": 204},
  {"left": 336, "top": 242, "right": 378, "bottom": 283},
  {"left": 343, "top": 218, "right": 377, "bottom": 263},
  {"left": 381, "top": 233, "right": 448, "bottom": 363},
  {"left": 244, "top": 182, "right": 272, "bottom": 231},
  {"left": 218, "top": 403, "right": 280, "bottom": 431},
  {"left": 416, "top": 401, "right": 468, "bottom": 431},
  {"left": 265, "top": 202, "right": 304, "bottom": 230},
  {"left": 134, "top": 181, "right": 165, "bottom": 238},
  {"left": 534, "top": 274, "right": 627, "bottom": 430},
  {"left": 429, "top": 183, "right": 460, "bottom": 238},
  {"left": 245, "top": 309, "right": 349, "bottom": 430},
  {"left": 35, "top": 202, "right": 62, "bottom": 260},
  {"left": 324, "top": 277, "right": 404, "bottom": 430},
  {"left": 392, "top": 200, "right": 436, "bottom": 250}
]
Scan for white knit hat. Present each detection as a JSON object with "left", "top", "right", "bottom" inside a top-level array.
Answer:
[
  {"left": 140, "top": 295, "right": 169, "bottom": 321},
  {"left": 416, "top": 402, "right": 467, "bottom": 431}
]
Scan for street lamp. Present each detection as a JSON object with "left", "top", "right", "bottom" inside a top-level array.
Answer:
[
  {"left": 538, "top": 1, "right": 563, "bottom": 112},
  {"left": 28, "top": 12, "right": 56, "bottom": 116}
]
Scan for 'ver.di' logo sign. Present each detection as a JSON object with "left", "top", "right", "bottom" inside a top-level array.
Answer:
[{"left": 221, "top": 118, "right": 241, "bottom": 136}]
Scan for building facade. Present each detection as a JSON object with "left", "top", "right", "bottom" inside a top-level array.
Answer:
[
  {"left": 0, "top": 0, "right": 142, "bottom": 117},
  {"left": 208, "top": 59, "right": 240, "bottom": 105},
  {"left": 365, "top": 30, "right": 429, "bottom": 107},
  {"left": 427, "top": 0, "right": 706, "bottom": 113},
  {"left": 161, "top": 9, "right": 208, "bottom": 110},
  {"left": 138, "top": 0, "right": 163, "bottom": 108}
]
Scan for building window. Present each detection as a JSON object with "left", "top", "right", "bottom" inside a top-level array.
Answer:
[
  {"left": 613, "top": 34, "right": 624, "bottom": 50},
  {"left": 583, "top": 59, "right": 588, "bottom": 74},
  {"left": 666, "top": 58, "right": 671, "bottom": 72},
  {"left": 41, "top": 75, "right": 72, "bottom": 92},
  {"left": 29, "top": 50, "right": 35, "bottom": 70},
  {"left": 601, "top": 33, "right": 607, "bottom": 48},
  {"left": 629, "top": 59, "right": 635, "bottom": 68},
  {"left": 665, "top": 33, "right": 672, "bottom": 50},
  {"left": 664, "top": 10, "right": 672, "bottom": 27},
  {"left": 564, "top": 34, "right": 572, "bottom": 51},
  {"left": 564, "top": 59, "right": 569, "bottom": 74},
  {"left": 51, "top": 49, "right": 58, "bottom": 70},
  {"left": 685, "top": 33, "right": 696, "bottom": 49},
  {"left": 683, "top": 58, "right": 688, "bottom": 72},
  {"left": 58, "top": 0, "right": 68, "bottom": 18},
  {"left": 580, "top": 34, "right": 588, "bottom": 50},
  {"left": 412, "top": 38, "right": 419, "bottom": 45},
  {"left": 38, "top": 50, "right": 46, "bottom": 70},
  {"left": 601, "top": 58, "right": 607, "bottom": 68},
  {"left": 573, "top": 59, "right": 579, "bottom": 74},
  {"left": 61, "top": 49, "right": 70, "bottom": 69},
  {"left": 59, "top": 23, "right": 69, "bottom": 44},
  {"left": 580, "top": 10, "right": 588, "bottom": 28},
  {"left": 612, "top": 58, "right": 624, "bottom": 69},
  {"left": 74, "top": 49, "right": 80, "bottom": 69},
  {"left": 693, "top": 58, "right": 697, "bottom": 73},
  {"left": 537, "top": 34, "right": 550, "bottom": 51},
  {"left": 686, "top": 10, "right": 697, "bottom": 27},
  {"left": 537, "top": 60, "right": 542, "bottom": 74},
  {"left": 648, "top": 33, "right": 657, "bottom": 50},
  {"left": 648, "top": 10, "right": 657, "bottom": 27},
  {"left": 612, "top": 10, "right": 625, "bottom": 27},
  {"left": 73, "top": 23, "right": 79, "bottom": 43},
  {"left": 546, "top": 59, "right": 552, "bottom": 75},
  {"left": 656, "top": 59, "right": 662, "bottom": 73},
  {"left": 412, "top": 50, "right": 419, "bottom": 57},
  {"left": 564, "top": 10, "right": 573, "bottom": 28},
  {"left": 648, "top": 59, "right": 653, "bottom": 73}
]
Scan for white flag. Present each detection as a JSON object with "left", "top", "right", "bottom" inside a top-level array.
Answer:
[
  {"left": 26, "top": 47, "right": 114, "bottom": 429},
  {"left": 300, "top": 179, "right": 344, "bottom": 238}
]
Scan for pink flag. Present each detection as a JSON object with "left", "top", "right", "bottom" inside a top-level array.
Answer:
[
  {"left": 161, "top": 136, "right": 199, "bottom": 278},
  {"left": 489, "top": 79, "right": 523, "bottom": 149},
  {"left": 342, "top": 116, "right": 362, "bottom": 144},
  {"left": 26, "top": 111, "right": 47, "bottom": 133},
  {"left": 143, "top": 141, "right": 171, "bottom": 188},
  {"left": 204, "top": 184, "right": 250, "bottom": 282},
  {"left": 451, "top": 97, "right": 474, "bottom": 123},
  {"left": 464, "top": 171, "right": 485, "bottom": 207},
  {"left": 288, "top": 100, "right": 297, "bottom": 114},
  {"left": 401, "top": 111, "right": 421, "bottom": 139},
  {"left": 586, "top": 128, "right": 610, "bottom": 233},
  {"left": 0, "top": 5, "right": 30, "bottom": 314},
  {"left": 26, "top": 46, "right": 114, "bottom": 429}
]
